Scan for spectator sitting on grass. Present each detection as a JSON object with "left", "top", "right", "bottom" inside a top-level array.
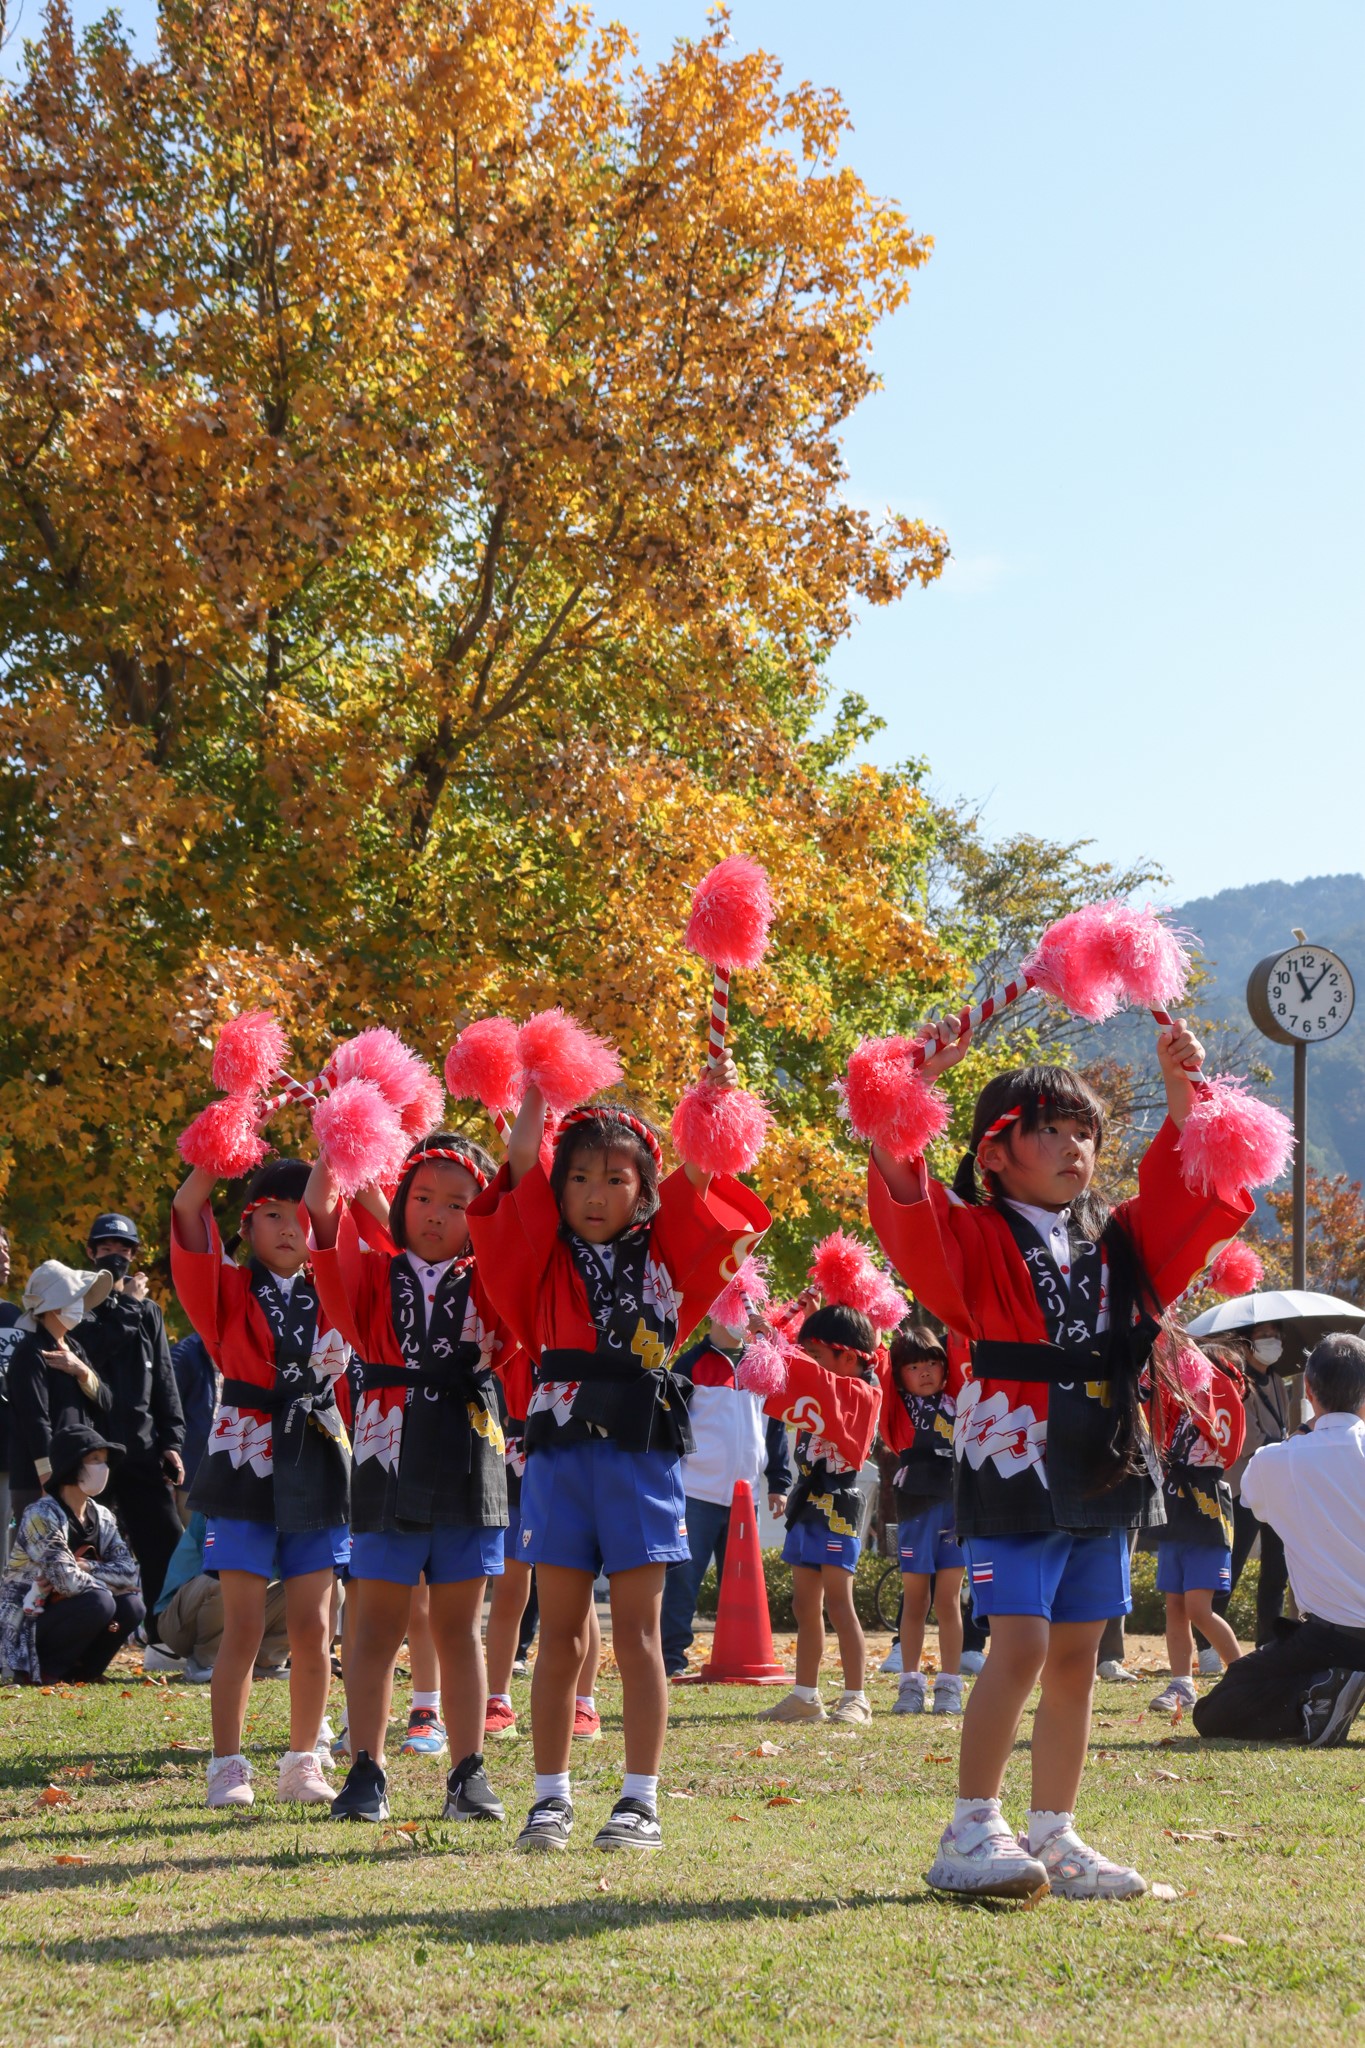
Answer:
[
  {"left": 0, "top": 1424, "right": 144, "bottom": 1684},
  {"left": 142, "top": 1511, "right": 292, "bottom": 1683}
]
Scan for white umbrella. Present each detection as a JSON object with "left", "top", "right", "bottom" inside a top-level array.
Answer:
[{"left": 1186, "top": 1289, "right": 1365, "bottom": 1372}]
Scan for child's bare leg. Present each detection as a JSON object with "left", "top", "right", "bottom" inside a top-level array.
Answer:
[
  {"left": 791, "top": 1566, "right": 825, "bottom": 1688},
  {"left": 579, "top": 1596, "right": 602, "bottom": 1697},
  {"left": 283, "top": 1567, "right": 334, "bottom": 1752},
  {"left": 211, "top": 1571, "right": 266, "bottom": 1757},
  {"left": 1029, "top": 1618, "right": 1106, "bottom": 1815},
  {"left": 957, "top": 1613, "right": 1049, "bottom": 1799},
  {"left": 1165, "top": 1591, "right": 1192, "bottom": 1679},
  {"left": 427, "top": 1577, "right": 488, "bottom": 1763},
  {"left": 530, "top": 1565, "right": 594, "bottom": 1774},
  {"left": 822, "top": 1566, "right": 865, "bottom": 1691},
  {"left": 607, "top": 1563, "right": 668, "bottom": 1776},
  {"left": 344, "top": 1579, "right": 412, "bottom": 1764},
  {"left": 1185, "top": 1589, "right": 1240, "bottom": 1667},
  {"left": 486, "top": 1559, "right": 533, "bottom": 1696},
  {"left": 899, "top": 1574, "right": 932, "bottom": 1673},
  {"left": 407, "top": 1577, "right": 439, "bottom": 1696},
  {"left": 935, "top": 1567, "right": 965, "bottom": 1674}
]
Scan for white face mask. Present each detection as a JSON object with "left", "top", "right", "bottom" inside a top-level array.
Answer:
[
  {"left": 1252, "top": 1335, "right": 1283, "bottom": 1367},
  {"left": 78, "top": 1462, "right": 109, "bottom": 1497},
  {"left": 58, "top": 1307, "right": 84, "bottom": 1331}
]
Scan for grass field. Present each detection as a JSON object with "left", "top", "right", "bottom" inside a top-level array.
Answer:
[{"left": 0, "top": 1631, "right": 1360, "bottom": 2048}]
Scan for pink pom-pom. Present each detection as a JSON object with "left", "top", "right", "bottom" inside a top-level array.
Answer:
[
  {"left": 671, "top": 1080, "right": 770, "bottom": 1176},
  {"left": 517, "top": 1009, "right": 622, "bottom": 1112},
  {"left": 313, "top": 1078, "right": 405, "bottom": 1200},
  {"left": 810, "top": 1230, "right": 872, "bottom": 1309},
  {"left": 843, "top": 1038, "right": 951, "bottom": 1160},
  {"left": 860, "top": 1271, "right": 911, "bottom": 1333},
  {"left": 1175, "top": 1342, "right": 1213, "bottom": 1400},
  {"left": 211, "top": 1011, "right": 289, "bottom": 1098},
  {"left": 329, "top": 1027, "right": 418, "bottom": 1104},
  {"left": 736, "top": 1334, "right": 791, "bottom": 1399},
  {"left": 398, "top": 1065, "right": 446, "bottom": 1143},
  {"left": 1208, "top": 1239, "right": 1264, "bottom": 1298},
  {"left": 1023, "top": 904, "right": 1126, "bottom": 1023},
  {"left": 445, "top": 1017, "right": 522, "bottom": 1115},
  {"left": 178, "top": 1095, "right": 270, "bottom": 1177},
  {"left": 1177, "top": 1079, "right": 1295, "bottom": 1201},
  {"left": 684, "top": 855, "right": 775, "bottom": 972},
  {"left": 1101, "top": 902, "right": 1192, "bottom": 1011},
  {"left": 710, "top": 1256, "right": 771, "bottom": 1333}
]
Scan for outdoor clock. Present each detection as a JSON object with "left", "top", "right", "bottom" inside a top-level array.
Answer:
[{"left": 1247, "top": 944, "right": 1356, "bottom": 1048}]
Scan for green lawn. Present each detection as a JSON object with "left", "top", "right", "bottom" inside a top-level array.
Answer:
[{"left": 0, "top": 1635, "right": 1360, "bottom": 2047}]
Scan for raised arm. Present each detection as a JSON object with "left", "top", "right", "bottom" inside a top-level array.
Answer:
[
  {"left": 171, "top": 1167, "right": 219, "bottom": 1256},
  {"left": 304, "top": 1154, "right": 344, "bottom": 1251},
  {"left": 505, "top": 1082, "right": 547, "bottom": 1189},
  {"left": 870, "top": 1031, "right": 971, "bottom": 1203}
]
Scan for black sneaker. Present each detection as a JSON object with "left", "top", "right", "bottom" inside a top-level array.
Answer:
[
  {"left": 1303, "top": 1669, "right": 1365, "bottom": 1747},
  {"left": 330, "top": 1748, "right": 389, "bottom": 1822},
  {"left": 442, "top": 1751, "right": 505, "bottom": 1823},
  {"left": 514, "top": 1797, "right": 574, "bottom": 1853},
  {"left": 592, "top": 1797, "right": 662, "bottom": 1852}
]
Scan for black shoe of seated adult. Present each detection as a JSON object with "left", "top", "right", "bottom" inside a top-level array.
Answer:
[
  {"left": 330, "top": 1748, "right": 389, "bottom": 1822},
  {"left": 1303, "top": 1669, "right": 1365, "bottom": 1748},
  {"left": 442, "top": 1751, "right": 505, "bottom": 1822}
]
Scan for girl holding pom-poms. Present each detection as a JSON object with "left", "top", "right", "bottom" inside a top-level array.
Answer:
[{"left": 863, "top": 1021, "right": 1255, "bottom": 1903}]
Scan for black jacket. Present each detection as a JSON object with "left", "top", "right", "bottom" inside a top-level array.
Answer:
[
  {"left": 7, "top": 1328, "right": 114, "bottom": 1490},
  {"left": 78, "top": 1291, "right": 184, "bottom": 1465}
]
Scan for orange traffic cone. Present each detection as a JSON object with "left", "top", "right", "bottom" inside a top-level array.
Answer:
[{"left": 696, "top": 1480, "right": 791, "bottom": 1685}]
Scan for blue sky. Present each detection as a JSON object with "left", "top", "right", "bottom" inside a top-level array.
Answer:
[{"left": 16, "top": 1, "right": 1365, "bottom": 904}]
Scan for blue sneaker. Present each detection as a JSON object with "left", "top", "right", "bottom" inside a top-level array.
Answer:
[{"left": 401, "top": 1707, "right": 448, "bottom": 1757}]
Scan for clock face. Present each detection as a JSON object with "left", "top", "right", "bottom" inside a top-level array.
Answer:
[{"left": 1258, "top": 946, "right": 1355, "bottom": 1043}]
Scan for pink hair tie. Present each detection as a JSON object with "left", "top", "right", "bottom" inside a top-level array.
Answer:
[{"left": 556, "top": 1105, "right": 664, "bottom": 1168}]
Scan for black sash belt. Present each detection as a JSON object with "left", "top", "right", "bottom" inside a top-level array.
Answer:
[
  {"left": 972, "top": 1339, "right": 1109, "bottom": 1383},
  {"left": 537, "top": 1347, "right": 693, "bottom": 1456},
  {"left": 361, "top": 1344, "right": 483, "bottom": 1399},
  {"left": 220, "top": 1372, "right": 334, "bottom": 1415}
]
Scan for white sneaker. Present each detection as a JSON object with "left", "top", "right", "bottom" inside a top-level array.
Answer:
[
  {"left": 1025, "top": 1824, "right": 1147, "bottom": 1900},
  {"left": 141, "top": 1644, "right": 186, "bottom": 1676},
  {"left": 878, "top": 1641, "right": 904, "bottom": 1674},
  {"left": 1098, "top": 1658, "right": 1140, "bottom": 1683},
  {"left": 893, "top": 1674, "right": 927, "bottom": 1716},
  {"left": 277, "top": 1750, "right": 334, "bottom": 1804},
  {"left": 182, "top": 1658, "right": 214, "bottom": 1684},
  {"left": 925, "top": 1804, "right": 1048, "bottom": 1900},
  {"left": 828, "top": 1693, "right": 873, "bottom": 1726},
  {"left": 1149, "top": 1679, "right": 1198, "bottom": 1714},
  {"left": 1197, "top": 1645, "right": 1224, "bottom": 1675},
  {"left": 933, "top": 1676, "right": 964, "bottom": 1716},
  {"left": 206, "top": 1754, "right": 255, "bottom": 1809},
  {"left": 959, "top": 1650, "right": 986, "bottom": 1676}
]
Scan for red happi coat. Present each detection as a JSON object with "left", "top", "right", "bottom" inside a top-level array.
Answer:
[
  {"left": 868, "top": 1118, "right": 1255, "bottom": 1538},
  {"left": 1154, "top": 1348, "right": 1247, "bottom": 1549}
]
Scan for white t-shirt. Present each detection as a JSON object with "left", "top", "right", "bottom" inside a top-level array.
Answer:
[{"left": 1240, "top": 1413, "right": 1365, "bottom": 1630}]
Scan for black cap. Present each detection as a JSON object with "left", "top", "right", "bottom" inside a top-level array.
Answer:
[
  {"left": 45, "top": 1424, "right": 125, "bottom": 1491},
  {"left": 87, "top": 1213, "right": 140, "bottom": 1250}
]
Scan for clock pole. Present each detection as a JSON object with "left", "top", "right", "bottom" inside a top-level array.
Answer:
[{"left": 1291, "top": 1037, "right": 1307, "bottom": 1291}]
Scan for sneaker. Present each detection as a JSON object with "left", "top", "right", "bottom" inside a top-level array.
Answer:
[
  {"left": 330, "top": 1749, "right": 389, "bottom": 1823},
  {"left": 330, "top": 1719, "right": 351, "bottom": 1759},
  {"left": 573, "top": 1703, "right": 603, "bottom": 1742},
  {"left": 757, "top": 1690, "right": 826, "bottom": 1724},
  {"left": 828, "top": 1693, "right": 873, "bottom": 1726},
  {"left": 484, "top": 1697, "right": 519, "bottom": 1741},
  {"left": 442, "top": 1752, "right": 505, "bottom": 1822},
  {"left": 1303, "top": 1669, "right": 1365, "bottom": 1748},
  {"left": 141, "top": 1644, "right": 186, "bottom": 1677},
  {"left": 511, "top": 1655, "right": 530, "bottom": 1678},
  {"left": 878, "top": 1641, "right": 904, "bottom": 1675},
  {"left": 959, "top": 1650, "right": 986, "bottom": 1676},
  {"left": 402, "top": 1708, "right": 448, "bottom": 1757},
  {"left": 894, "top": 1674, "right": 927, "bottom": 1717},
  {"left": 924, "top": 1804, "right": 1048, "bottom": 1900},
  {"left": 1149, "top": 1679, "right": 1198, "bottom": 1715},
  {"left": 278, "top": 1750, "right": 334, "bottom": 1805},
  {"left": 515, "top": 1797, "right": 573, "bottom": 1853},
  {"left": 1098, "top": 1659, "right": 1141, "bottom": 1683},
  {"left": 206, "top": 1754, "right": 254, "bottom": 1809},
  {"left": 1197, "top": 1645, "right": 1224, "bottom": 1676},
  {"left": 1025, "top": 1825, "right": 1147, "bottom": 1901},
  {"left": 933, "top": 1676, "right": 964, "bottom": 1716},
  {"left": 182, "top": 1657, "right": 214, "bottom": 1684},
  {"left": 593, "top": 1797, "right": 662, "bottom": 1852},
  {"left": 253, "top": 1661, "right": 290, "bottom": 1681}
]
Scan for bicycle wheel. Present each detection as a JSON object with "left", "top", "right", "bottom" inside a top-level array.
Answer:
[{"left": 874, "top": 1557, "right": 903, "bottom": 1632}]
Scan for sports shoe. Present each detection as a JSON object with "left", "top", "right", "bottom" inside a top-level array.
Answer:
[
  {"left": 1024, "top": 1824, "right": 1147, "bottom": 1901},
  {"left": 1197, "top": 1645, "right": 1225, "bottom": 1675},
  {"left": 141, "top": 1643, "right": 186, "bottom": 1676},
  {"left": 1149, "top": 1679, "right": 1198, "bottom": 1715},
  {"left": 182, "top": 1658, "right": 214, "bottom": 1684},
  {"left": 485, "top": 1697, "right": 519, "bottom": 1740},
  {"left": 1098, "top": 1659, "right": 1141, "bottom": 1683},
  {"left": 757, "top": 1690, "right": 826, "bottom": 1724},
  {"left": 330, "top": 1719, "right": 351, "bottom": 1759},
  {"left": 253, "top": 1661, "right": 290, "bottom": 1681},
  {"left": 893, "top": 1674, "right": 927, "bottom": 1716},
  {"left": 515, "top": 1797, "right": 573, "bottom": 1852},
  {"left": 924, "top": 1804, "right": 1048, "bottom": 1900},
  {"left": 442, "top": 1753, "right": 505, "bottom": 1822},
  {"left": 206, "top": 1754, "right": 254, "bottom": 1809},
  {"left": 879, "top": 1641, "right": 904, "bottom": 1675},
  {"left": 330, "top": 1749, "right": 389, "bottom": 1823},
  {"left": 1303, "top": 1669, "right": 1365, "bottom": 1748},
  {"left": 959, "top": 1650, "right": 986, "bottom": 1676},
  {"left": 573, "top": 1703, "right": 603, "bottom": 1742},
  {"left": 511, "top": 1655, "right": 530, "bottom": 1678},
  {"left": 933, "top": 1676, "right": 964, "bottom": 1716},
  {"left": 401, "top": 1708, "right": 448, "bottom": 1757},
  {"left": 593, "top": 1797, "right": 662, "bottom": 1851},
  {"left": 278, "top": 1750, "right": 334, "bottom": 1805},
  {"left": 828, "top": 1692, "right": 873, "bottom": 1726}
]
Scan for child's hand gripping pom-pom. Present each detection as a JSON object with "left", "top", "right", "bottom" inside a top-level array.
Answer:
[
  {"left": 516, "top": 1009, "right": 622, "bottom": 1113},
  {"left": 312, "top": 1078, "right": 406, "bottom": 1200},
  {"left": 1176, "top": 1079, "right": 1294, "bottom": 1202},
  {"left": 671, "top": 1077, "right": 771, "bottom": 1175},
  {"left": 842, "top": 1037, "right": 951, "bottom": 1159},
  {"left": 684, "top": 855, "right": 775, "bottom": 972},
  {"left": 210, "top": 1010, "right": 289, "bottom": 1099},
  {"left": 736, "top": 1332, "right": 792, "bottom": 1399},
  {"left": 444, "top": 1017, "right": 522, "bottom": 1116},
  {"left": 709, "top": 1255, "right": 770, "bottom": 1333},
  {"left": 178, "top": 1094, "right": 271, "bottom": 1177},
  {"left": 1207, "top": 1238, "right": 1264, "bottom": 1298}
]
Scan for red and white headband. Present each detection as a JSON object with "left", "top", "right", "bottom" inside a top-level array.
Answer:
[
  {"left": 402, "top": 1145, "right": 490, "bottom": 1190},
  {"left": 556, "top": 1105, "right": 664, "bottom": 1168}
]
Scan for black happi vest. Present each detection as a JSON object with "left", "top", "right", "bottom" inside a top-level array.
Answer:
[
  {"left": 954, "top": 1208, "right": 1163, "bottom": 1539},
  {"left": 529, "top": 1228, "right": 693, "bottom": 1456},
  {"left": 352, "top": 1258, "right": 506, "bottom": 1533},
  {"left": 786, "top": 1423, "right": 867, "bottom": 1535},
  {"left": 191, "top": 1264, "right": 349, "bottom": 1534},
  {"left": 892, "top": 1390, "right": 955, "bottom": 1514},
  {"left": 1161, "top": 1412, "right": 1234, "bottom": 1547}
]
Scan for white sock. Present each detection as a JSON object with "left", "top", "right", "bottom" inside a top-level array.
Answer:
[
  {"left": 792, "top": 1683, "right": 819, "bottom": 1703},
  {"left": 534, "top": 1772, "right": 572, "bottom": 1803},
  {"left": 489, "top": 1692, "right": 512, "bottom": 1707},
  {"left": 840, "top": 1689, "right": 868, "bottom": 1706},
  {"left": 621, "top": 1772, "right": 658, "bottom": 1808},
  {"left": 575, "top": 1694, "right": 596, "bottom": 1713},
  {"left": 411, "top": 1690, "right": 441, "bottom": 1713},
  {"left": 1026, "top": 1808, "right": 1073, "bottom": 1852},
  {"left": 954, "top": 1795, "right": 999, "bottom": 1828},
  {"left": 279, "top": 1749, "right": 314, "bottom": 1766}
]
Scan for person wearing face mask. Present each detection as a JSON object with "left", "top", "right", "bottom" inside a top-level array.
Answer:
[
  {"left": 7, "top": 1261, "right": 118, "bottom": 1522},
  {"left": 0, "top": 1423, "right": 143, "bottom": 1684},
  {"left": 76, "top": 1213, "right": 185, "bottom": 1613}
]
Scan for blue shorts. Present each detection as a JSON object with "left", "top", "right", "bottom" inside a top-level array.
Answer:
[
  {"left": 203, "top": 1519, "right": 351, "bottom": 1582},
  {"left": 349, "top": 1525, "right": 505, "bottom": 1587},
  {"left": 518, "top": 1442, "right": 689, "bottom": 1577},
  {"left": 783, "top": 1519, "right": 861, "bottom": 1575},
  {"left": 503, "top": 1494, "right": 526, "bottom": 1562},
  {"left": 898, "top": 1500, "right": 964, "bottom": 1575},
  {"left": 1156, "top": 1542, "right": 1232, "bottom": 1595},
  {"left": 963, "top": 1528, "right": 1130, "bottom": 1623}
]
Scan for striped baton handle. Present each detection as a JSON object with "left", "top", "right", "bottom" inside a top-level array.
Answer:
[
  {"left": 1148, "top": 1010, "right": 1211, "bottom": 1090},
  {"left": 255, "top": 1064, "right": 338, "bottom": 1121},
  {"left": 707, "top": 966, "right": 732, "bottom": 1069},
  {"left": 491, "top": 1106, "right": 512, "bottom": 1144},
  {"left": 909, "top": 971, "right": 1039, "bottom": 1068}
]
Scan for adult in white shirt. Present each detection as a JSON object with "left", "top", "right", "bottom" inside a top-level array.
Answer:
[{"left": 1193, "top": 1334, "right": 1365, "bottom": 1748}]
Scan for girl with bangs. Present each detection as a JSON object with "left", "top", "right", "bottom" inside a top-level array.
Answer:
[{"left": 868, "top": 1026, "right": 1254, "bottom": 1903}]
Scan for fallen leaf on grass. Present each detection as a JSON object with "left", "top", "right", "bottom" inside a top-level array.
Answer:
[
  {"left": 1215, "top": 1933, "right": 1248, "bottom": 1948},
  {"left": 666, "top": 1791, "right": 695, "bottom": 1801},
  {"left": 597, "top": 1877, "right": 610, "bottom": 1892},
  {"left": 766, "top": 1795, "right": 801, "bottom": 1807},
  {"left": 1151, "top": 1883, "right": 1180, "bottom": 1902},
  {"left": 751, "top": 1741, "right": 781, "bottom": 1758},
  {"left": 120, "top": 1691, "right": 133, "bottom": 1700},
  {"left": 922, "top": 1754, "right": 953, "bottom": 1765},
  {"left": 58, "top": 1764, "right": 92, "bottom": 1780},
  {"left": 726, "top": 1814, "right": 745, "bottom": 1824},
  {"left": 39, "top": 1687, "right": 53, "bottom": 1697},
  {"left": 39, "top": 1786, "right": 72, "bottom": 1805},
  {"left": 53, "top": 1854, "right": 89, "bottom": 1867},
  {"left": 1153, "top": 1769, "right": 1180, "bottom": 1782}
]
